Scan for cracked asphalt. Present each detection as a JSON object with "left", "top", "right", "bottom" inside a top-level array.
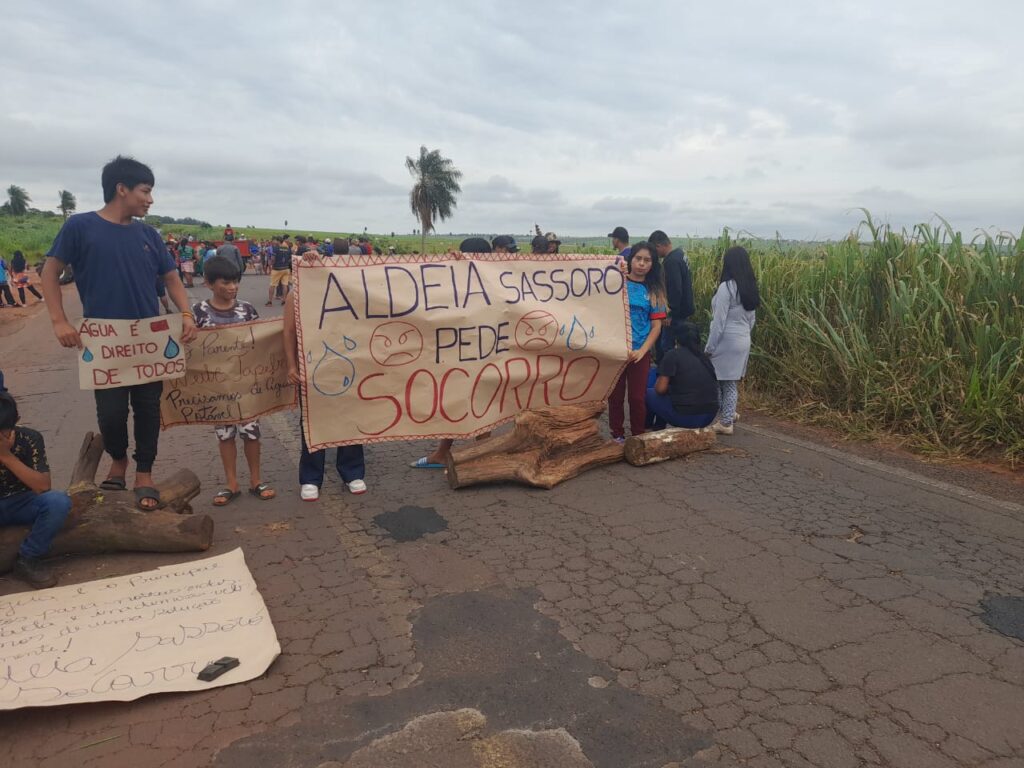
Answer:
[{"left": 1, "top": 278, "right": 1022, "bottom": 768}]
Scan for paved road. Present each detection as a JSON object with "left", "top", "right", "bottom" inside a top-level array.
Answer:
[{"left": 1, "top": 274, "right": 1022, "bottom": 768}]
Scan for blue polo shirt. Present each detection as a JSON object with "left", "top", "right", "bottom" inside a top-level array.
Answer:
[{"left": 47, "top": 212, "right": 176, "bottom": 320}]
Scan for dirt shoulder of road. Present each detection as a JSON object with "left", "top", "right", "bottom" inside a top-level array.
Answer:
[{"left": 742, "top": 407, "right": 1024, "bottom": 506}]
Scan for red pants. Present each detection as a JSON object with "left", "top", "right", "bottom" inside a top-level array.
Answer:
[{"left": 608, "top": 353, "right": 651, "bottom": 439}]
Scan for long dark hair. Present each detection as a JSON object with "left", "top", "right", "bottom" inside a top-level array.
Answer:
[
  {"left": 676, "top": 322, "right": 718, "bottom": 380},
  {"left": 720, "top": 246, "right": 760, "bottom": 311},
  {"left": 626, "top": 241, "right": 666, "bottom": 307}
]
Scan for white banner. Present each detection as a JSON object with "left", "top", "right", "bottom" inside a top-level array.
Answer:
[{"left": 0, "top": 549, "right": 280, "bottom": 709}]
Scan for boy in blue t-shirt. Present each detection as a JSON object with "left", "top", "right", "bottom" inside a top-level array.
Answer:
[{"left": 41, "top": 156, "right": 198, "bottom": 510}]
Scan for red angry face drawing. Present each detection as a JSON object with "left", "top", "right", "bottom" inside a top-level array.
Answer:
[
  {"left": 515, "top": 310, "right": 559, "bottom": 351},
  {"left": 369, "top": 321, "right": 424, "bottom": 366}
]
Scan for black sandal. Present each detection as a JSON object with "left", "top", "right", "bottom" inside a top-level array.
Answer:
[
  {"left": 213, "top": 488, "right": 242, "bottom": 506},
  {"left": 134, "top": 486, "right": 163, "bottom": 511},
  {"left": 248, "top": 483, "right": 276, "bottom": 500},
  {"left": 99, "top": 477, "right": 127, "bottom": 491}
]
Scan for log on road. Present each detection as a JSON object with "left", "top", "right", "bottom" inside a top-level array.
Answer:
[
  {"left": 447, "top": 401, "right": 624, "bottom": 490},
  {"left": 1, "top": 432, "right": 213, "bottom": 572},
  {"left": 623, "top": 427, "right": 716, "bottom": 466}
]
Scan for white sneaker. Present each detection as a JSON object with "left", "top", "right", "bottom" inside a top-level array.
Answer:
[
  {"left": 346, "top": 479, "right": 367, "bottom": 495},
  {"left": 712, "top": 422, "right": 734, "bottom": 435},
  {"left": 300, "top": 483, "right": 320, "bottom": 501}
]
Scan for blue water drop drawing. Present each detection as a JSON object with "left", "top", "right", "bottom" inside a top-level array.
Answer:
[
  {"left": 589, "top": 326, "right": 596, "bottom": 339},
  {"left": 311, "top": 342, "right": 356, "bottom": 396},
  {"left": 559, "top": 324, "right": 566, "bottom": 336},
  {"left": 343, "top": 335, "right": 357, "bottom": 351},
  {"left": 82, "top": 347, "right": 94, "bottom": 363},
  {"left": 566, "top": 316, "right": 590, "bottom": 351},
  {"left": 163, "top": 337, "right": 180, "bottom": 359},
  {"left": 306, "top": 350, "right": 313, "bottom": 364}
]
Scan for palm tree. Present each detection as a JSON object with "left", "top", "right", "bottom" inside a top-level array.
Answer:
[
  {"left": 58, "top": 189, "right": 77, "bottom": 219},
  {"left": 405, "top": 146, "right": 462, "bottom": 253},
  {"left": 6, "top": 185, "right": 30, "bottom": 216}
]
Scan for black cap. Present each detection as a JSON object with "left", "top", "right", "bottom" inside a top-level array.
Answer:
[
  {"left": 491, "top": 235, "right": 518, "bottom": 252},
  {"left": 458, "top": 237, "right": 492, "bottom": 253},
  {"left": 530, "top": 235, "right": 550, "bottom": 253},
  {"left": 608, "top": 226, "right": 629, "bottom": 242}
]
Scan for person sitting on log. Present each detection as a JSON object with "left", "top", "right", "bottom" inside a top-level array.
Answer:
[
  {"left": 644, "top": 321, "right": 720, "bottom": 430},
  {"left": 0, "top": 392, "right": 72, "bottom": 588}
]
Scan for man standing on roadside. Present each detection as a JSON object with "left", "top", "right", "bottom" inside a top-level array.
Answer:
[
  {"left": 609, "top": 226, "right": 630, "bottom": 264},
  {"left": 41, "top": 155, "right": 198, "bottom": 510},
  {"left": 648, "top": 230, "right": 694, "bottom": 356}
]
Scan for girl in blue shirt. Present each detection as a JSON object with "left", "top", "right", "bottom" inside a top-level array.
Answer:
[{"left": 608, "top": 241, "right": 666, "bottom": 441}]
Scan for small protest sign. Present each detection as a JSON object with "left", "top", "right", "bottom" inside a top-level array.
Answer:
[
  {"left": 160, "top": 319, "right": 296, "bottom": 428},
  {"left": 295, "top": 253, "right": 631, "bottom": 449},
  {"left": 78, "top": 315, "right": 185, "bottom": 390},
  {"left": 0, "top": 549, "right": 280, "bottom": 710}
]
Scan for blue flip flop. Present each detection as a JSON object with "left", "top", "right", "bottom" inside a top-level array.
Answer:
[{"left": 409, "top": 457, "right": 446, "bottom": 469}]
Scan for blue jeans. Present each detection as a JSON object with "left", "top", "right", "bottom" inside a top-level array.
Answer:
[
  {"left": 644, "top": 390, "right": 717, "bottom": 430},
  {"left": 0, "top": 490, "right": 72, "bottom": 559},
  {"left": 298, "top": 430, "right": 365, "bottom": 487}
]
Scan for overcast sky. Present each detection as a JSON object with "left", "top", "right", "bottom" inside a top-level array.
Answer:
[{"left": 2, "top": 1, "right": 1021, "bottom": 240}]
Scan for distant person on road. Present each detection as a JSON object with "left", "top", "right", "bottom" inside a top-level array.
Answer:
[
  {"left": 608, "top": 241, "right": 666, "bottom": 442},
  {"left": 267, "top": 236, "right": 292, "bottom": 306},
  {"left": 705, "top": 246, "right": 759, "bottom": 435},
  {"left": 648, "top": 230, "right": 694, "bottom": 358},
  {"left": 0, "top": 392, "right": 73, "bottom": 589},
  {"left": 11, "top": 251, "right": 43, "bottom": 305},
  {"left": 179, "top": 237, "right": 196, "bottom": 287},
  {"left": 0, "top": 257, "right": 17, "bottom": 308},
  {"left": 194, "top": 256, "right": 275, "bottom": 506},
  {"left": 223, "top": 223, "right": 234, "bottom": 241},
  {"left": 41, "top": 154, "right": 198, "bottom": 511},
  {"left": 645, "top": 322, "right": 719, "bottom": 430},
  {"left": 347, "top": 238, "right": 362, "bottom": 256}
]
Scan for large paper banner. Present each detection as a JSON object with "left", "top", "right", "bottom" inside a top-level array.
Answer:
[
  {"left": 295, "top": 253, "right": 630, "bottom": 449},
  {"left": 0, "top": 549, "right": 280, "bottom": 710},
  {"left": 78, "top": 315, "right": 185, "bottom": 390},
  {"left": 160, "top": 319, "right": 296, "bottom": 427}
]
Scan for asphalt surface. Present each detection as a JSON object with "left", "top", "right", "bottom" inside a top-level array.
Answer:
[{"left": 1, "top": 273, "right": 1022, "bottom": 768}]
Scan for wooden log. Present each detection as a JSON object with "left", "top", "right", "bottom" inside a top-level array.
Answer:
[
  {"left": 623, "top": 427, "right": 716, "bottom": 466},
  {"left": 447, "top": 401, "right": 624, "bottom": 490},
  {"left": 0, "top": 431, "right": 212, "bottom": 572},
  {"left": 0, "top": 508, "right": 214, "bottom": 572}
]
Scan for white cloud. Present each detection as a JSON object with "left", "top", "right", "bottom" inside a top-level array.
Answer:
[{"left": 1, "top": 0, "right": 1022, "bottom": 239}]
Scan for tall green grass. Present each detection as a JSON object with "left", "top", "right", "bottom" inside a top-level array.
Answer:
[{"left": 689, "top": 216, "right": 1024, "bottom": 461}]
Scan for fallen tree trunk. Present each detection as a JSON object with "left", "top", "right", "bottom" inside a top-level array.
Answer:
[
  {"left": 623, "top": 427, "right": 716, "bottom": 466},
  {"left": 1, "top": 432, "right": 212, "bottom": 572},
  {"left": 447, "top": 401, "right": 624, "bottom": 490}
]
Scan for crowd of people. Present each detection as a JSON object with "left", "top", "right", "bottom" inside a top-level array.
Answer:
[{"left": 0, "top": 154, "right": 759, "bottom": 591}]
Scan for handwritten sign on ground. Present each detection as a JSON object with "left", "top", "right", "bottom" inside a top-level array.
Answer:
[
  {"left": 0, "top": 549, "right": 279, "bottom": 710},
  {"left": 295, "top": 253, "right": 630, "bottom": 449},
  {"left": 78, "top": 315, "right": 185, "bottom": 390},
  {"left": 160, "top": 319, "right": 296, "bottom": 427}
]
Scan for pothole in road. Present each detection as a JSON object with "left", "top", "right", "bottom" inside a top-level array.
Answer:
[
  {"left": 373, "top": 505, "right": 448, "bottom": 542},
  {"left": 980, "top": 594, "right": 1024, "bottom": 642}
]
